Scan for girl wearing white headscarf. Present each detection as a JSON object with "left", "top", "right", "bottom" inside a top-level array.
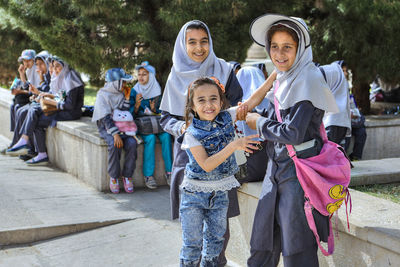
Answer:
[
  {"left": 129, "top": 61, "right": 172, "bottom": 190},
  {"left": 320, "top": 62, "right": 351, "bottom": 145},
  {"left": 7, "top": 57, "right": 85, "bottom": 166},
  {"left": 159, "top": 20, "right": 243, "bottom": 266},
  {"left": 9, "top": 51, "right": 52, "bottom": 151},
  {"left": 93, "top": 68, "right": 137, "bottom": 194},
  {"left": 242, "top": 14, "right": 338, "bottom": 266}
]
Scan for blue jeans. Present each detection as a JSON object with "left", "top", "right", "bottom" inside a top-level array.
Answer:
[
  {"left": 141, "top": 132, "right": 172, "bottom": 176},
  {"left": 179, "top": 189, "right": 228, "bottom": 267}
]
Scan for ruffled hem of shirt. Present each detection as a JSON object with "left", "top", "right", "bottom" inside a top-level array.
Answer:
[{"left": 181, "top": 177, "right": 240, "bottom": 193}]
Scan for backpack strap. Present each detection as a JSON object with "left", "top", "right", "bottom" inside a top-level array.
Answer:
[
  {"left": 304, "top": 200, "right": 335, "bottom": 256},
  {"left": 274, "top": 80, "right": 335, "bottom": 256}
]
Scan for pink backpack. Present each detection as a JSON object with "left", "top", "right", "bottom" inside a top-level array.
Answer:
[{"left": 273, "top": 81, "right": 352, "bottom": 256}]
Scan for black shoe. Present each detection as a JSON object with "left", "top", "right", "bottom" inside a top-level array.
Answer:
[{"left": 19, "top": 153, "right": 36, "bottom": 161}]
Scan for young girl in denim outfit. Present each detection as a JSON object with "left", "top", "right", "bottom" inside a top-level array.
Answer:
[{"left": 179, "top": 77, "right": 260, "bottom": 267}]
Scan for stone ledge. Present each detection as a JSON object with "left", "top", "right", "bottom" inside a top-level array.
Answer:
[
  {"left": 0, "top": 87, "right": 169, "bottom": 191},
  {"left": 226, "top": 182, "right": 400, "bottom": 266}
]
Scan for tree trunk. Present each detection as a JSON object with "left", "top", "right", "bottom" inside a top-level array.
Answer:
[{"left": 352, "top": 80, "right": 371, "bottom": 115}]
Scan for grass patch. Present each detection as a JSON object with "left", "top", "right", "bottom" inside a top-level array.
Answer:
[
  {"left": 352, "top": 183, "right": 400, "bottom": 204},
  {"left": 84, "top": 84, "right": 99, "bottom": 106}
]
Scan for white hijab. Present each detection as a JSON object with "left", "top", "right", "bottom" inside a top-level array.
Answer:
[
  {"left": 265, "top": 20, "right": 338, "bottom": 113},
  {"left": 25, "top": 64, "right": 41, "bottom": 88},
  {"left": 160, "top": 20, "right": 232, "bottom": 116},
  {"left": 133, "top": 72, "right": 161, "bottom": 100},
  {"left": 50, "top": 59, "right": 83, "bottom": 95},
  {"left": 321, "top": 62, "right": 351, "bottom": 129},
  {"left": 92, "top": 80, "right": 125, "bottom": 122}
]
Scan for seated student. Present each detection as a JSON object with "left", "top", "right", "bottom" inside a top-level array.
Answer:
[
  {"left": 93, "top": 68, "right": 137, "bottom": 194},
  {"left": 235, "top": 66, "right": 270, "bottom": 183},
  {"left": 8, "top": 51, "right": 52, "bottom": 160},
  {"left": 6, "top": 57, "right": 84, "bottom": 165},
  {"left": 336, "top": 60, "right": 367, "bottom": 160},
  {"left": 319, "top": 61, "right": 351, "bottom": 145},
  {"left": 10, "top": 49, "right": 41, "bottom": 135},
  {"left": 130, "top": 61, "right": 172, "bottom": 189}
]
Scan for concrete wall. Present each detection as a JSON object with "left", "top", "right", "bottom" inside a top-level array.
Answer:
[
  {"left": 226, "top": 182, "right": 400, "bottom": 267},
  {"left": 0, "top": 88, "right": 168, "bottom": 191},
  {"left": 363, "top": 116, "right": 400, "bottom": 160}
]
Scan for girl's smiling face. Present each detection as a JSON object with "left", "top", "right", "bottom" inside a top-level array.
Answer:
[
  {"left": 53, "top": 61, "right": 64, "bottom": 76},
  {"left": 270, "top": 31, "right": 298, "bottom": 72},
  {"left": 192, "top": 84, "right": 222, "bottom": 121},
  {"left": 185, "top": 28, "right": 210, "bottom": 63}
]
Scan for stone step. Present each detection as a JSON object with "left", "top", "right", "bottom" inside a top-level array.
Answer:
[{"left": 350, "top": 158, "right": 400, "bottom": 186}]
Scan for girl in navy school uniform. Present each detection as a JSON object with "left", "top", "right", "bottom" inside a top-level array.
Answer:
[
  {"left": 92, "top": 68, "right": 137, "bottom": 194},
  {"left": 129, "top": 61, "right": 173, "bottom": 189},
  {"left": 238, "top": 14, "right": 339, "bottom": 267},
  {"left": 8, "top": 51, "right": 52, "bottom": 159},
  {"left": 10, "top": 49, "right": 40, "bottom": 135},
  {"left": 179, "top": 77, "right": 260, "bottom": 266},
  {"left": 7, "top": 57, "right": 85, "bottom": 165},
  {"left": 159, "top": 20, "right": 243, "bottom": 266}
]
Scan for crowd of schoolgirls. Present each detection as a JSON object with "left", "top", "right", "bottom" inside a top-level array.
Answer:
[{"left": 2, "top": 12, "right": 356, "bottom": 267}]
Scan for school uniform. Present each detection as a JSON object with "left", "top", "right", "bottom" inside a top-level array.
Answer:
[
  {"left": 247, "top": 15, "right": 339, "bottom": 266},
  {"left": 20, "top": 61, "right": 84, "bottom": 154},
  {"left": 93, "top": 79, "right": 137, "bottom": 180},
  {"left": 320, "top": 62, "right": 351, "bottom": 145},
  {"left": 248, "top": 101, "right": 330, "bottom": 267},
  {"left": 12, "top": 72, "right": 51, "bottom": 147},
  {"left": 129, "top": 67, "right": 172, "bottom": 177},
  {"left": 10, "top": 64, "right": 41, "bottom": 132}
]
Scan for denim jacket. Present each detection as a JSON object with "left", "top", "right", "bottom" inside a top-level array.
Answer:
[{"left": 184, "top": 111, "right": 239, "bottom": 181}]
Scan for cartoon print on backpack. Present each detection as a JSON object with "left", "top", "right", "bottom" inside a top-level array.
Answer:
[{"left": 113, "top": 109, "right": 141, "bottom": 143}]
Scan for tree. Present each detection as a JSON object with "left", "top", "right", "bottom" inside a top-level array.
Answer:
[
  {"left": 302, "top": 0, "right": 400, "bottom": 114},
  {"left": 0, "top": 0, "right": 298, "bottom": 87},
  {"left": 0, "top": 9, "right": 42, "bottom": 86}
]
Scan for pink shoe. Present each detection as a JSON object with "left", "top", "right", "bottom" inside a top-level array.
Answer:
[
  {"left": 109, "top": 177, "right": 120, "bottom": 194},
  {"left": 123, "top": 177, "right": 134, "bottom": 193}
]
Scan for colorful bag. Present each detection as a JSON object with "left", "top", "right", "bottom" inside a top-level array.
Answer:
[{"left": 273, "top": 81, "right": 352, "bottom": 256}]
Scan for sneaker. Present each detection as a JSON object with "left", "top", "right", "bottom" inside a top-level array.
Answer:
[
  {"left": 164, "top": 172, "right": 171, "bottom": 186},
  {"left": 5, "top": 144, "right": 29, "bottom": 156},
  {"left": 109, "top": 177, "right": 120, "bottom": 194},
  {"left": 144, "top": 176, "right": 158, "bottom": 189},
  {"left": 123, "top": 177, "right": 134, "bottom": 193}
]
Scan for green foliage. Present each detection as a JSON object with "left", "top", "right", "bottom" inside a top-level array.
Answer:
[
  {"left": 301, "top": 0, "right": 400, "bottom": 112},
  {"left": 0, "top": 0, "right": 294, "bottom": 87},
  {"left": 0, "top": 9, "right": 42, "bottom": 86}
]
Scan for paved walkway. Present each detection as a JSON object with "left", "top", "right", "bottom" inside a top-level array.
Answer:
[{"left": 0, "top": 135, "right": 182, "bottom": 267}]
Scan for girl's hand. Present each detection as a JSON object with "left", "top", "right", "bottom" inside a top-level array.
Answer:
[
  {"left": 113, "top": 134, "right": 123, "bottom": 148},
  {"left": 135, "top": 93, "right": 143, "bottom": 104},
  {"left": 234, "top": 134, "right": 260, "bottom": 153},
  {"left": 18, "top": 64, "right": 25, "bottom": 74},
  {"left": 236, "top": 102, "right": 248, "bottom": 121},
  {"left": 246, "top": 112, "right": 261, "bottom": 130},
  {"left": 29, "top": 84, "right": 39, "bottom": 95}
]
